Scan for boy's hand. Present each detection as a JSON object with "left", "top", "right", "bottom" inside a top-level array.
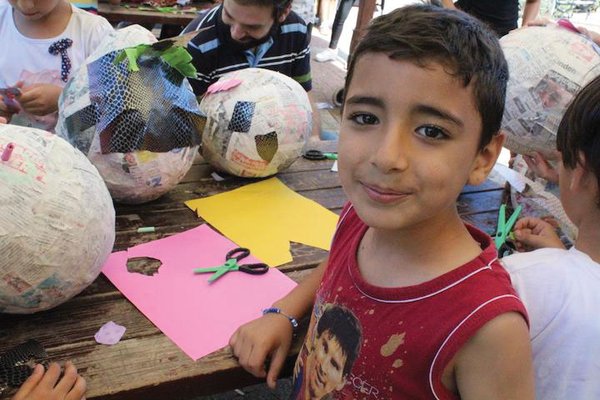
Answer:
[
  {"left": 12, "top": 362, "right": 87, "bottom": 400},
  {"left": 229, "top": 314, "right": 294, "bottom": 389},
  {"left": 514, "top": 217, "right": 565, "bottom": 250},
  {"left": 18, "top": 84, "right": 62, "bottom": 116},
  {"left": 522, "top": 151, "right": 559, "bottom": 183}
]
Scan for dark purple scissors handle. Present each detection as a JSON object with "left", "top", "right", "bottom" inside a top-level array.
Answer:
[
  {"left": 226, "top": 247, "right": 250, "bottom": 261},
  {"left": 226, "top": 247, "right": 269, "bottom": 275},
  {"left": 238, "top": 263, "right": 269, "bottom": 275}
]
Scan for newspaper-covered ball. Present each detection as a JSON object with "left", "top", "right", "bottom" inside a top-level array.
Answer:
[
  {"left": 0, "top": 125, "right": 115, "bottom": 314},
  {"left": 501, "top": 24, "right": 600, "bottom": 156},
  {"left": 56, "top": 25, "right": 204, "bottom": 204},
  {"left": 200, "top": 68, "right": 312, "bottom": 178}
]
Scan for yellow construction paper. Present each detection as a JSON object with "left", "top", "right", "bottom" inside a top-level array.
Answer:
[{"left": 185, "top": 178, "right": 338, "bottom": 266}]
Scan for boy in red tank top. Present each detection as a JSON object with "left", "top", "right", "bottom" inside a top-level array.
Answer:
[{"left": 229, "top": 4, "right": 534, "bottom": 399}]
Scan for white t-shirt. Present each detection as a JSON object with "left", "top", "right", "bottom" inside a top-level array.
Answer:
[
  {"left": 0, "top": 3, "right": 113, "bottom": 130},
  {"left": 503, "top": 247, "right": 600, "bottom": 400}
]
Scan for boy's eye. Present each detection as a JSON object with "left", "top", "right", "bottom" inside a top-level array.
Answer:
[
  {"left": 350, "top": 113, "right": 379, "bottom": 125},
  {"left": 415, "top": 125, "right": 448, "bottom": 140}
]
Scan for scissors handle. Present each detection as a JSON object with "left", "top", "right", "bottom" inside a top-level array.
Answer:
[
  {"left": 238, "top": 263, "right": 269, "bottom": 275},
  {"left": 303, "top": 150, "right": 338, "bottom": 161},
  {"left": 226, "top": 247, "right": 250, "bottom": 261}
]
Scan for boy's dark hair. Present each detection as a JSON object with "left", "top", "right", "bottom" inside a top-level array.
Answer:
[
  {"left": 232, "top": 0, "right": 292, "bottom": 20},
  {"left": 316, "top": 305, "right": 362, "bottom": 377},
  {"left": 344, "top": 4, "right": 508, "bottom": 149},
  {"left": 556, "top": 74, "right": 600, "bottom": 202}
]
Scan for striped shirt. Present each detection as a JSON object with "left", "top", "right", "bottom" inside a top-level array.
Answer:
[{"left": 187, "top": 5, "right": 312, "bottom": 96}]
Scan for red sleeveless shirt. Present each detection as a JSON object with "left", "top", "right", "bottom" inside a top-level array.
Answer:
[{"left": 292, "top": 203, "right": 527, "bottom": 399}]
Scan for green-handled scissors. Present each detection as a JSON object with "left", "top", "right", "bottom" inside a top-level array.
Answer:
[
  {"left": 194, "top": 247, "right": 269, "bottom": 283},
  {"left": 494, "top": 204, "right": 522, "bottom": 251}
]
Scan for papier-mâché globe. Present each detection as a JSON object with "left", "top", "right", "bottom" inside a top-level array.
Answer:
[
  {"left": 200, "top": 68, "right": 312, "bottom": 177},
  {"left": 56, "top": 25, "right": 202, "bottom": 204},
  {"left": 0, "top": 125, "right": 115, "bottom": 314},
  {"left": 501, "top": 24, "right": 600, "bottom": 156}
]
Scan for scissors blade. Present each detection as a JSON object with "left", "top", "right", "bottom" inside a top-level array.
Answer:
[
  {"left": 193, "top": 266, "right": 223, "bottom": 273},
  {"left": 208, "top": 267, "right": 230, "bottom": 283}
]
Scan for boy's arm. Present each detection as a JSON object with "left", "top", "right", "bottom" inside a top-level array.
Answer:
[
  {"left": 521, "top": 0, "right": 541, "bottom": 27},
  {"left": 454, "top": 312, "right": 534, "bottom": 400},
  {"left": 229, "top": 258, "right": 327, "bottom": 389}
]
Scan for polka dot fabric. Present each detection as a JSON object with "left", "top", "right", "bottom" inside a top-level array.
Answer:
[{"left": 48, "top": 38, "right": 73, "bottom": 82}]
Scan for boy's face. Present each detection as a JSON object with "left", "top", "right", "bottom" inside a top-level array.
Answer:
[
  {"left": 305, "top": 330, "right": 347, "bottom": 399},
  {"left": 9, "top": 0, "right": 64, "bottom": 20},
  {"left": 221, "top": 0, "right": 278, "bottom": 46},
  {"left": 339, "top": 54, "right": 503, "bottom": 232}
]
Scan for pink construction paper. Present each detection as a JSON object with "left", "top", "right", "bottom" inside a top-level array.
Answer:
[
  {"left": 102, "top": 225, "right": 297, "bottom": 360},
  {"left": 205, "top": 78, "right": 243, "bottom": 94}
]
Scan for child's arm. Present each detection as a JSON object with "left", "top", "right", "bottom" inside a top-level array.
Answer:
[
  {"left": 229, "top": 258, "right": 327, "bottom": 389},
  {"left": 12, "top": 362, "right": 86, "bottom": 400},
  {"left": 454, "top": 312, "right": 534, "bottom": 399},
  {"left": 522, "top": 151, "right": 559, "bottom": 184},
  {"left": 514, "top": 217, "right": 566, "bottom": 250},
  {"left": 18, "top": 84, "right": 62, "bottom": 116}
]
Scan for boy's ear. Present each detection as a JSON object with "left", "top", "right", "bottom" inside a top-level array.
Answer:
[
  {"left": 467, "top": 131, "right": 506, "bottom": 186},
  {"left": 570, "top": 152, "right": 597, "bottom": 194},
  {"left": 277, "top": 3, "right": 292, "bottom": 23}
]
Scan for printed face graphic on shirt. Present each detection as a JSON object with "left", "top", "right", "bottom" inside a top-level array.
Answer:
[
  {"left": 305, "top": 331, "right": 348, "bottom": 399},
  {"left": 296, "top": 303, "right": 362, "bottom": 400}
]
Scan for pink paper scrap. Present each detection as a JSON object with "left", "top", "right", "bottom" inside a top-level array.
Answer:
[
  {"left": 206, "top": 78, "right": 243, "bottom": 94},
  {"left": 94, "top": 321, "right": 126, "bottom": 345},
  {"left": 101, "top": 225, "right": 297, "bottom": 361}
]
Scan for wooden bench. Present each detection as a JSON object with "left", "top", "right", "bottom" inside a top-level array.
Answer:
[{"left": 0, "top": 141, "right": 506, "bottom": 399}]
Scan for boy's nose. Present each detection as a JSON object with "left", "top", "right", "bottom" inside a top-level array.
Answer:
[
  {"left": 230, "top": 25, "right": 247, "bottom": 41},
  {"left": 371, "top": 126, "right": 410, "bottom": 173}
]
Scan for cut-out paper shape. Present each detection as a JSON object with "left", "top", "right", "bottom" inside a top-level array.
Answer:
[
  {"left": 227, "top": 101, "right": 255, "bottom": 133},
  {"left": 95, "top": 321, "right": 126, "bottom": 345},
  {"left": 126, "top": 256, "right": 162, "bottom": 276},
  {"left": 184, "top": 178, "right": 339, "bottom": 266},
  {"left": 255, "top": 131, "right": 278, "bottom": 162},
  {"left": 205, "top": 78, "right": 243, "bottom": 94},
  {"left": 102, "top": 225, "right": 297, "bottom": 360}
]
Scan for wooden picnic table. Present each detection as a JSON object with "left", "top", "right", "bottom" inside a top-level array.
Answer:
[
  {"left": 97, "top": 1, "right": 215, "bottom": 27},
  {"left": 0, "top": 140, "right": 506, "bottom": 400}
]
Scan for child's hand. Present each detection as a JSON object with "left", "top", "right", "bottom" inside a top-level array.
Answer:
[
  {"left": 0, "top": 96, "right": 17, "bottom": 121},
  {"left": 18, "top": 84, "right": 62, "bottom": 116},
  {"left": 513, "top": 217, "right": 565, "bottom": 250},
  {"left": 12, "top": 362, "right": 86, "bottom": 400},
  {"left": 578, "top": 26, "right": 600, "bottom": 46},
  {"left": 229, "top": 314, "right": 295, "bottom": 389},
  {"left": 522, "top": 151, "right": 559, "bottom": 184}
]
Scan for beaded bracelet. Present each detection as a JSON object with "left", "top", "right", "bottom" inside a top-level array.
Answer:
[{"left": 262, "top": 307, "right": 299, "bottom": 330}]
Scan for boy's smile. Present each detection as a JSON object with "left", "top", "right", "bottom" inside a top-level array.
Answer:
[{"left": 339, "top": 54, "right": 499, "bottom": 234}]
